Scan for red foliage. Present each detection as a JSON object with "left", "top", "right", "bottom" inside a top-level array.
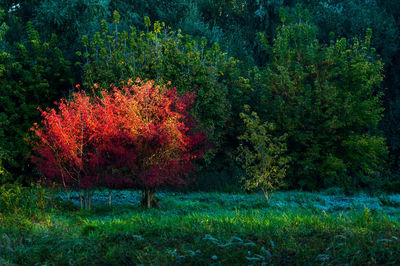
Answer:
[{"left": 31, "top": 80, "right": 207, "bottom": 191}]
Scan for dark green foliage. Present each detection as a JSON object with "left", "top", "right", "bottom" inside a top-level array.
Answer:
[
  {"left": 110, "top": 0, "right": 225, "bottom": 44},
  {"left": 301, "top": 1, "right": 400, "bottom": 177},
  {"left": 374, "top": 1, "right": 400, "bottom": 174},
  {"left": 81, "top": 0, "right": 288, "bottom": 66},
  {"left": 303, "top": 0, "right": 398, "bottom": 64},
  {"left": 254, "top": 6, "right": 387, "bottom": 189},
  {"left": 0, "top": 1, "right": 397, "bottom": 191},
  {"left": 0, "top": 20, "right": 73, "bottom": 183},
  {"left": 33, "top": 0, "right": 110, "bottom": 59},
  {"left": 11, "top": 1, "right": 399, "bottom": 182}
]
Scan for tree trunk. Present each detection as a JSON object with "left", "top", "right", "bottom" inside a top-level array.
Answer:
[
  {"left": 79, "top": 190, "right": 83, "bottom": 209},
  {"left": 88, "top": 191, "right": 92, "bottom": 210},
  {"left": 141, "top": 188, "right": 159, "bottom": 208},
  {"left": 79, "top": 190, "right": 94, "bottom": 209},
  {"left": 84, "top": 191, "right": 86, "bottom": 209},
  {"left": 84, "top": 190, "right": 88, "bottom": 209},
  {"left": 261, "top": 188, "right": 269, "bottom": 202}
]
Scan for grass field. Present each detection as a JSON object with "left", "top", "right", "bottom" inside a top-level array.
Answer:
[{"left": 1, "top": 188, "right": 400, "bottom": 265}]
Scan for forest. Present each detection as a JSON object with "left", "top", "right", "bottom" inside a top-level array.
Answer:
[{"left": 0, "top": 0, "right": 400, "bottom": 264}]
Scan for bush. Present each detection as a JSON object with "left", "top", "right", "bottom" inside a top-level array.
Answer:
[
  {"left": 0, "top": 183, "right": 50, "bottom": 216},
  {"left": 31, "top": 80, "right": 207, "bottom": 208}
]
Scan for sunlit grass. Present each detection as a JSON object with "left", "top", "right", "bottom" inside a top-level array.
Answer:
[{"left": 1, "top": 189, "right": 400, "bottom": 264}]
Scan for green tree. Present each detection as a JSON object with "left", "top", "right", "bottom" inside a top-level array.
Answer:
[
  {"left": 300, "top": 0, "right": 400, "bottom": 180},
  {"left": 0, "top": 20, "right": 73, "bottom": 184},
  {"left": 237, "top": 106, "right": 289, "bottom": 201},
  {"left": 255, "top": 6, "right": 387, "bottom": 189}
]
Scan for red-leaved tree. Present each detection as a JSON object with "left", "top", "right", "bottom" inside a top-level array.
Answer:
[{"left": 31, "top": 79, "right": 207, "bottom": 208}]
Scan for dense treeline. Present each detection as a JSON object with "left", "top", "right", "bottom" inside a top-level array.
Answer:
[{"left": 0, "top": 0, "right": 399, "bottom": 193}]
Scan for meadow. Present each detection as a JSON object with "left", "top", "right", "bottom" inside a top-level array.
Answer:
[{"left": 1, "top": 187, "right": 400, "bottom": 265}]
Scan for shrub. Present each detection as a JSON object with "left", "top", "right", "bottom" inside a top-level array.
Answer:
[
  {"left": 31, "top": 80, "right": 207, "bottom": 208},
  {"left": 0, "top": 183, "right": 49, "bottom": 216}
]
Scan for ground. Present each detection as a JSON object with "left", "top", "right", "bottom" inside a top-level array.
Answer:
[{"left": 1, "top": 189, "right": 400, "bottom": 265}]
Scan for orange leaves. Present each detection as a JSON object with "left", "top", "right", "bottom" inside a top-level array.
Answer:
[{"left": 32, "top": 80, "right": 207, "bottom": 190}]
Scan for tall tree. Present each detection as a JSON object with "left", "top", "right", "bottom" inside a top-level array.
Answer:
[
  {"left": 254, "top": 6, "right": 387, "bottom": 189},
  {"left": 0, "top": 19, "right": 72, "bottom": 184},
  {"left": 301, "top": 0, "right": 400, "bottom": 177}
]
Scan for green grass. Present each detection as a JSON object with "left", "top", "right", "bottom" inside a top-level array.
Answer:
[{"left": 1, "top": 188, "right": 400, "bottom": 265}]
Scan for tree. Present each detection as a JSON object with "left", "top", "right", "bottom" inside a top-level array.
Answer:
[
  {"left": 254, "top": 5, "right": 387, "bottom": 189},
  {"left": 237, "top": 106, "right": 289, "bottom": 202},
  {"left": 0, "top": 18, "right": 72, "bottom": 184},
  {"left": 301, "top": 0, "right": 399, "bottom": 176},
  {"left": 76, "top": 13, "right": 248, "bottom": 188},
  {"left": 31, "top": 88, "right": 109, "bottom": 209},
  {"left": 32, "top": 80, "right": 207, "bottom": 208}
]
